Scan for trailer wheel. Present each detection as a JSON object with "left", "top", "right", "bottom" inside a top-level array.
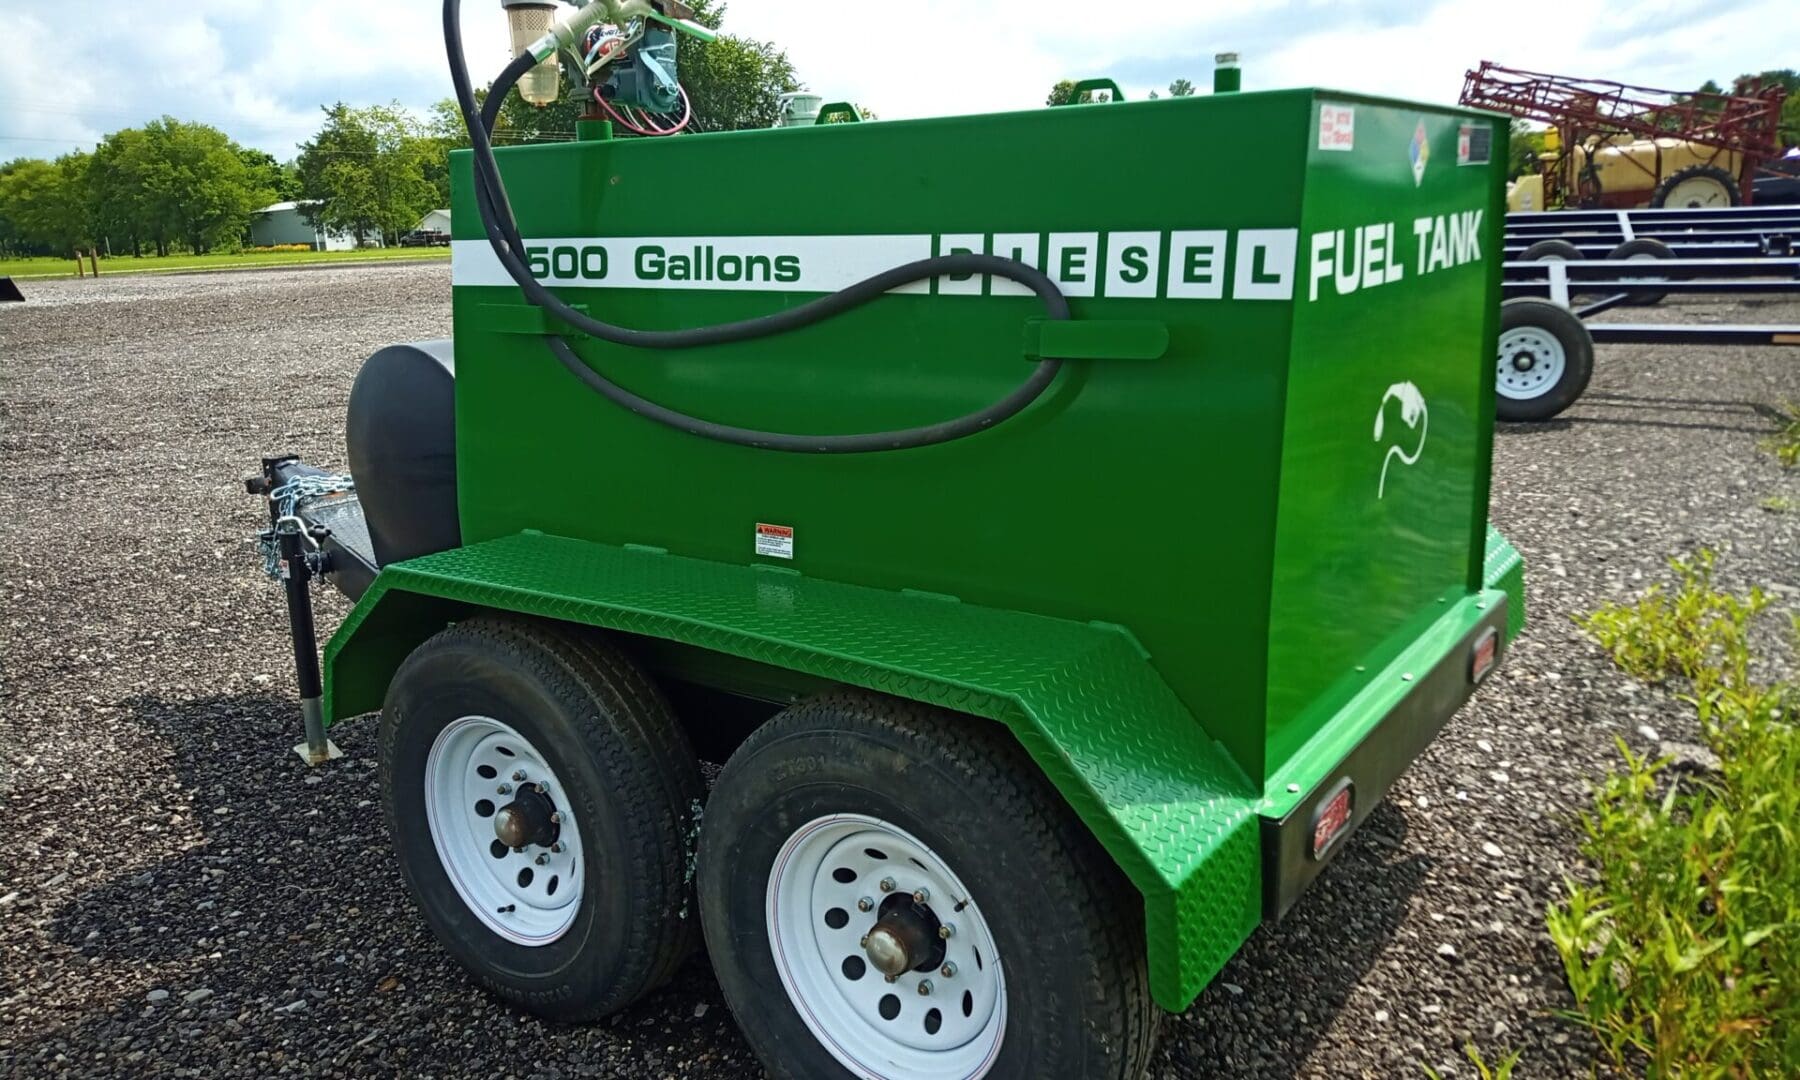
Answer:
[
  {"left": 1495, "top": 298, "right": 1595, "bottom": 422},
  {"left": 1650, "top": 164, "right": 1741, "bottom": 209},
  {"left": 1607, "top": 237, "right": 1675, "bottom": 306},
  {"left": 1520, "top": 239, "right": 1584, "bottom": 262},
  {"left": 698, "top": 693, "right": 1157, "bottom": 1080},
  {"left": 379, "top": 617, "right": 702, "bottom": 1021}
]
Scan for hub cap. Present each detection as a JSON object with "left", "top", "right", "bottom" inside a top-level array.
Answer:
[
  {"left": 768, "top": 814, "right": 1005, "bottom": 1079},
  {"left": 1495, "top": 326, "right": 1566, "bottom": 401},
  {"left": 424, "top": 716, "right": 583, "bottom": 946}
]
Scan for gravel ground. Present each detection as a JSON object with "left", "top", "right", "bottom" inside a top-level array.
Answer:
[{"left": 2, "top": 266, "right": 1796, "bottom": 1079}]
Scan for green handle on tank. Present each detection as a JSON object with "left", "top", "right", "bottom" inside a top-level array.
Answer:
[
  {"left": 814, "top": 102, "right": 863, "bottom": 124},
  {"left": 1060, "top": 78, "right": 1126, "bottom": 105}
]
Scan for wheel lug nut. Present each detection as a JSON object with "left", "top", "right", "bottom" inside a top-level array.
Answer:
[
  {"left": 940, "top": 963, "right": 956, "bottom": 978},
  {"left": 911, "top": 887, "right": 930, "bottom": 904},
  {"left": 884, "top": 974, "right": 897, "bottom": 984},
  {"left": 917, "top": 980, "right": 934, "bottom": 996},
  {"left": 549, "top": 811, "right": 562, "bottom": 825},
  {"left": 860, "top": 935, "right": 870, "bottom": 949},
  {"left": 938, "top": 923, "right": 955, "bottom": 940},
  {"left": 496, "top": 784, "right": 512, "bottom": 796},
  {"left": 857, "top": 897, "right": 874, "bottom": 913},
  {"left": 551, "top": 843, "right": 563, "bottom": 854},
  {"left": 512, "top": 770, "right": 527, "bottom": 782},
  {"left": 878, "top": 878, "right": 896, "bottom": 893}
]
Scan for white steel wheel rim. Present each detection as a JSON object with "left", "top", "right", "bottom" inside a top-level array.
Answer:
[
  {"left": 767, "top": 814, "right": 1006, "bottom": 1080},
  {"left": 424, "top": 716, "right": 584, "bottom": 946},
  {"left": 1666, "top": 176, "right": 1729, "bottom": 208},
  {"left": 1496, "top": 326, "right": 1567, "bottom": 401}
]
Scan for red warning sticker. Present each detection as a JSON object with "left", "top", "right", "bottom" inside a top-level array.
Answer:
[
  {"left": 755, "top": 523, "right": 795, "bottom": 560},
  {"left": 1319, "top": 104, "right": 1355, "bottom": 152}
]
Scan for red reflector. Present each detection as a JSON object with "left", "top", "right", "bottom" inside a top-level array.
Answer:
[
  {"left": 1311, "top": 784, "right": 1354, "bottom": 860},
  {"left": 1471, "top": 628, "right": 1500, "bottom": 684}
]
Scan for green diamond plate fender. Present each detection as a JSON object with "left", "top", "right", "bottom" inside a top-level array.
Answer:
[
  {"left": 1484, "top": 526, "right": 1526, "bottom": 640},
  {"left": 321, "top": 531, "right": 1262, "bottom": 1010}
]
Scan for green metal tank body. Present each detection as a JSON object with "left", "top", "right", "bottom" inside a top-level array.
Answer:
[
  {"left": 325, "top": 87, "right": 1518, "bottom": 1008},
  {"left": 447, "top": 88, "right": 1507, "bottom": 785}
]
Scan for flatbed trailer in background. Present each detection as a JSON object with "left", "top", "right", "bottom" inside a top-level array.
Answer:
[
  {"left": 1494, "top": 255, "right": 1800, "bottom": 420},
  {"left": 1505, "top": 205, "right": 1800, "bottom": 260}
]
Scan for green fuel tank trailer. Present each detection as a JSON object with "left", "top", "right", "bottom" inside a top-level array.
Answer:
[{"left": 268, "top": 66, "right": 1523, "bottom": 1080}]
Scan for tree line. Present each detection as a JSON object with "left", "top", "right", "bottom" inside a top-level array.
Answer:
[
  {"left": 0, "top": 0, "right": 796, "bottom": 261},
  {"left": 0, "top": 120, "right": 293, "bottom": 259}
]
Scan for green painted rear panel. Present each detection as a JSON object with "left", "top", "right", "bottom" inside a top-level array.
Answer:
[
  {"left": 1267, "top": 99, "right": 1508, "bottom": 772},
  {"left": 323, "top": 531, "right": 1262, "bottom": 1010}
]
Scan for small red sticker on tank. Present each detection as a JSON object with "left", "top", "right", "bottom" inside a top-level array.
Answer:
[{"left": 1319, "top": 105, "right": 1355, "bottom": 151}]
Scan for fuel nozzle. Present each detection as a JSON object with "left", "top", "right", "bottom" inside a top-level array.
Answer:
[{"left": 501, "top": 0, "right": 561, "bottom": 106}]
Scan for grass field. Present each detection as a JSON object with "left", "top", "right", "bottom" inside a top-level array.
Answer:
[{"left": 0, "top": 246, "right": 449, "bottom": 280}]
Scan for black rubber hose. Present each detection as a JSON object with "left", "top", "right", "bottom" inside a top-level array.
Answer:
[{"left": 444, "top": 0, "right": 1071, "bottom": 453}]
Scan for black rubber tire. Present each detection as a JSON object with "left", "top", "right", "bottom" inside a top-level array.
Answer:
[
  {"left": 1520, "top": 239, "right": 1585, "bottom": 262},
  {"left": 1649, "top": 163, "right": 1741, "bottom": 209},
  {"left": 1606, "top": 237, "right": 1676, "bottom": 306},
  {"left": 698, "top": 692, "right": 1158, "bottom": 1080},
  {"left": 379, "top": 616, "right": 703, "bottom": 1021},
  {"left": 1495, "top": 297, "right": 1596, "bottom": 423}
]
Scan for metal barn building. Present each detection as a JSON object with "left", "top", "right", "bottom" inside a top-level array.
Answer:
[{"left": 249, "top": 201, "right": 372, "bottom": 251}]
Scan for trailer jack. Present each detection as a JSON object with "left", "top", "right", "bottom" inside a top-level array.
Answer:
[{"left": 249, "top": 459, "right": 344, "bottom": 766}]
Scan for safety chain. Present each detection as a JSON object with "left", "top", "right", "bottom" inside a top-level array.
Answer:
[{"left": 256, "top": 474, "right": 355, "bottom": 581}]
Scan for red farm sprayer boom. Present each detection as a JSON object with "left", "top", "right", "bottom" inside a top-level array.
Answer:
[{"left": 1461, "top": 61, "right": 1787, "bottom": 209}]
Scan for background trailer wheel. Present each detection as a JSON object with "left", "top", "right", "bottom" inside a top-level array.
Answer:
[
  {"left": 379, "top": 617, "right": 703, "bottom": 1021},
  {"left": 1495, "top": 297, "right": 1596, "bottom": 422},
  {"left": 698, "top": 694, "right": 1158, "bottom": 1080},
  {"left": 1607, "top": 237, "right": 1676, "bottom": 306},
  {"left": 1520, "top": 239, "right": 1585, "bottom": 263}
]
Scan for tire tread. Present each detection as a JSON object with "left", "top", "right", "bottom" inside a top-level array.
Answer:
[
  {"left": 712, "top": 691, "right": 1157, "bottom": 1079},
  {"left": 379, "top": 616, "right": 701, "bottom": 1022}
]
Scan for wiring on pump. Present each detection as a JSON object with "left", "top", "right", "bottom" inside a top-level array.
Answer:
[
  {"left": 595, "top": 83, "right": 691, "bottom": 135},
  {"left": 444, "top": 0, "right": 1073, "bottom": 453}
]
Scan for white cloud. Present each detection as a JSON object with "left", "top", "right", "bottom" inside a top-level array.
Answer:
[
  {"left": 717, "top": 0, "right": 1789, "bottom": 117},
  {"left": 0, "top": 0, "right": 1789, "bottom": 164},
  {"left": 0, "top": 0, "right": 509, "bottom": 162}
]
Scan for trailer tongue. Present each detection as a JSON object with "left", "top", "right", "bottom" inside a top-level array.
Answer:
[{"left": 247, "top": 5, "right": 1525, "bottom": 1078}]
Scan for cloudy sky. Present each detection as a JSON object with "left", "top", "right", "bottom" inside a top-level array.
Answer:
[{"left": 0, "top": 0, "right": 1789, "bottom": 164}]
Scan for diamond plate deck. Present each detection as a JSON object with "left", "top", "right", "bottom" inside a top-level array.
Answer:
[
  {"left": 1484, "top": 526, "right": 1527, "bottom": 640},
  {"left": 323, "top": 531, "right": 1263, "bottom": 1010}
]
